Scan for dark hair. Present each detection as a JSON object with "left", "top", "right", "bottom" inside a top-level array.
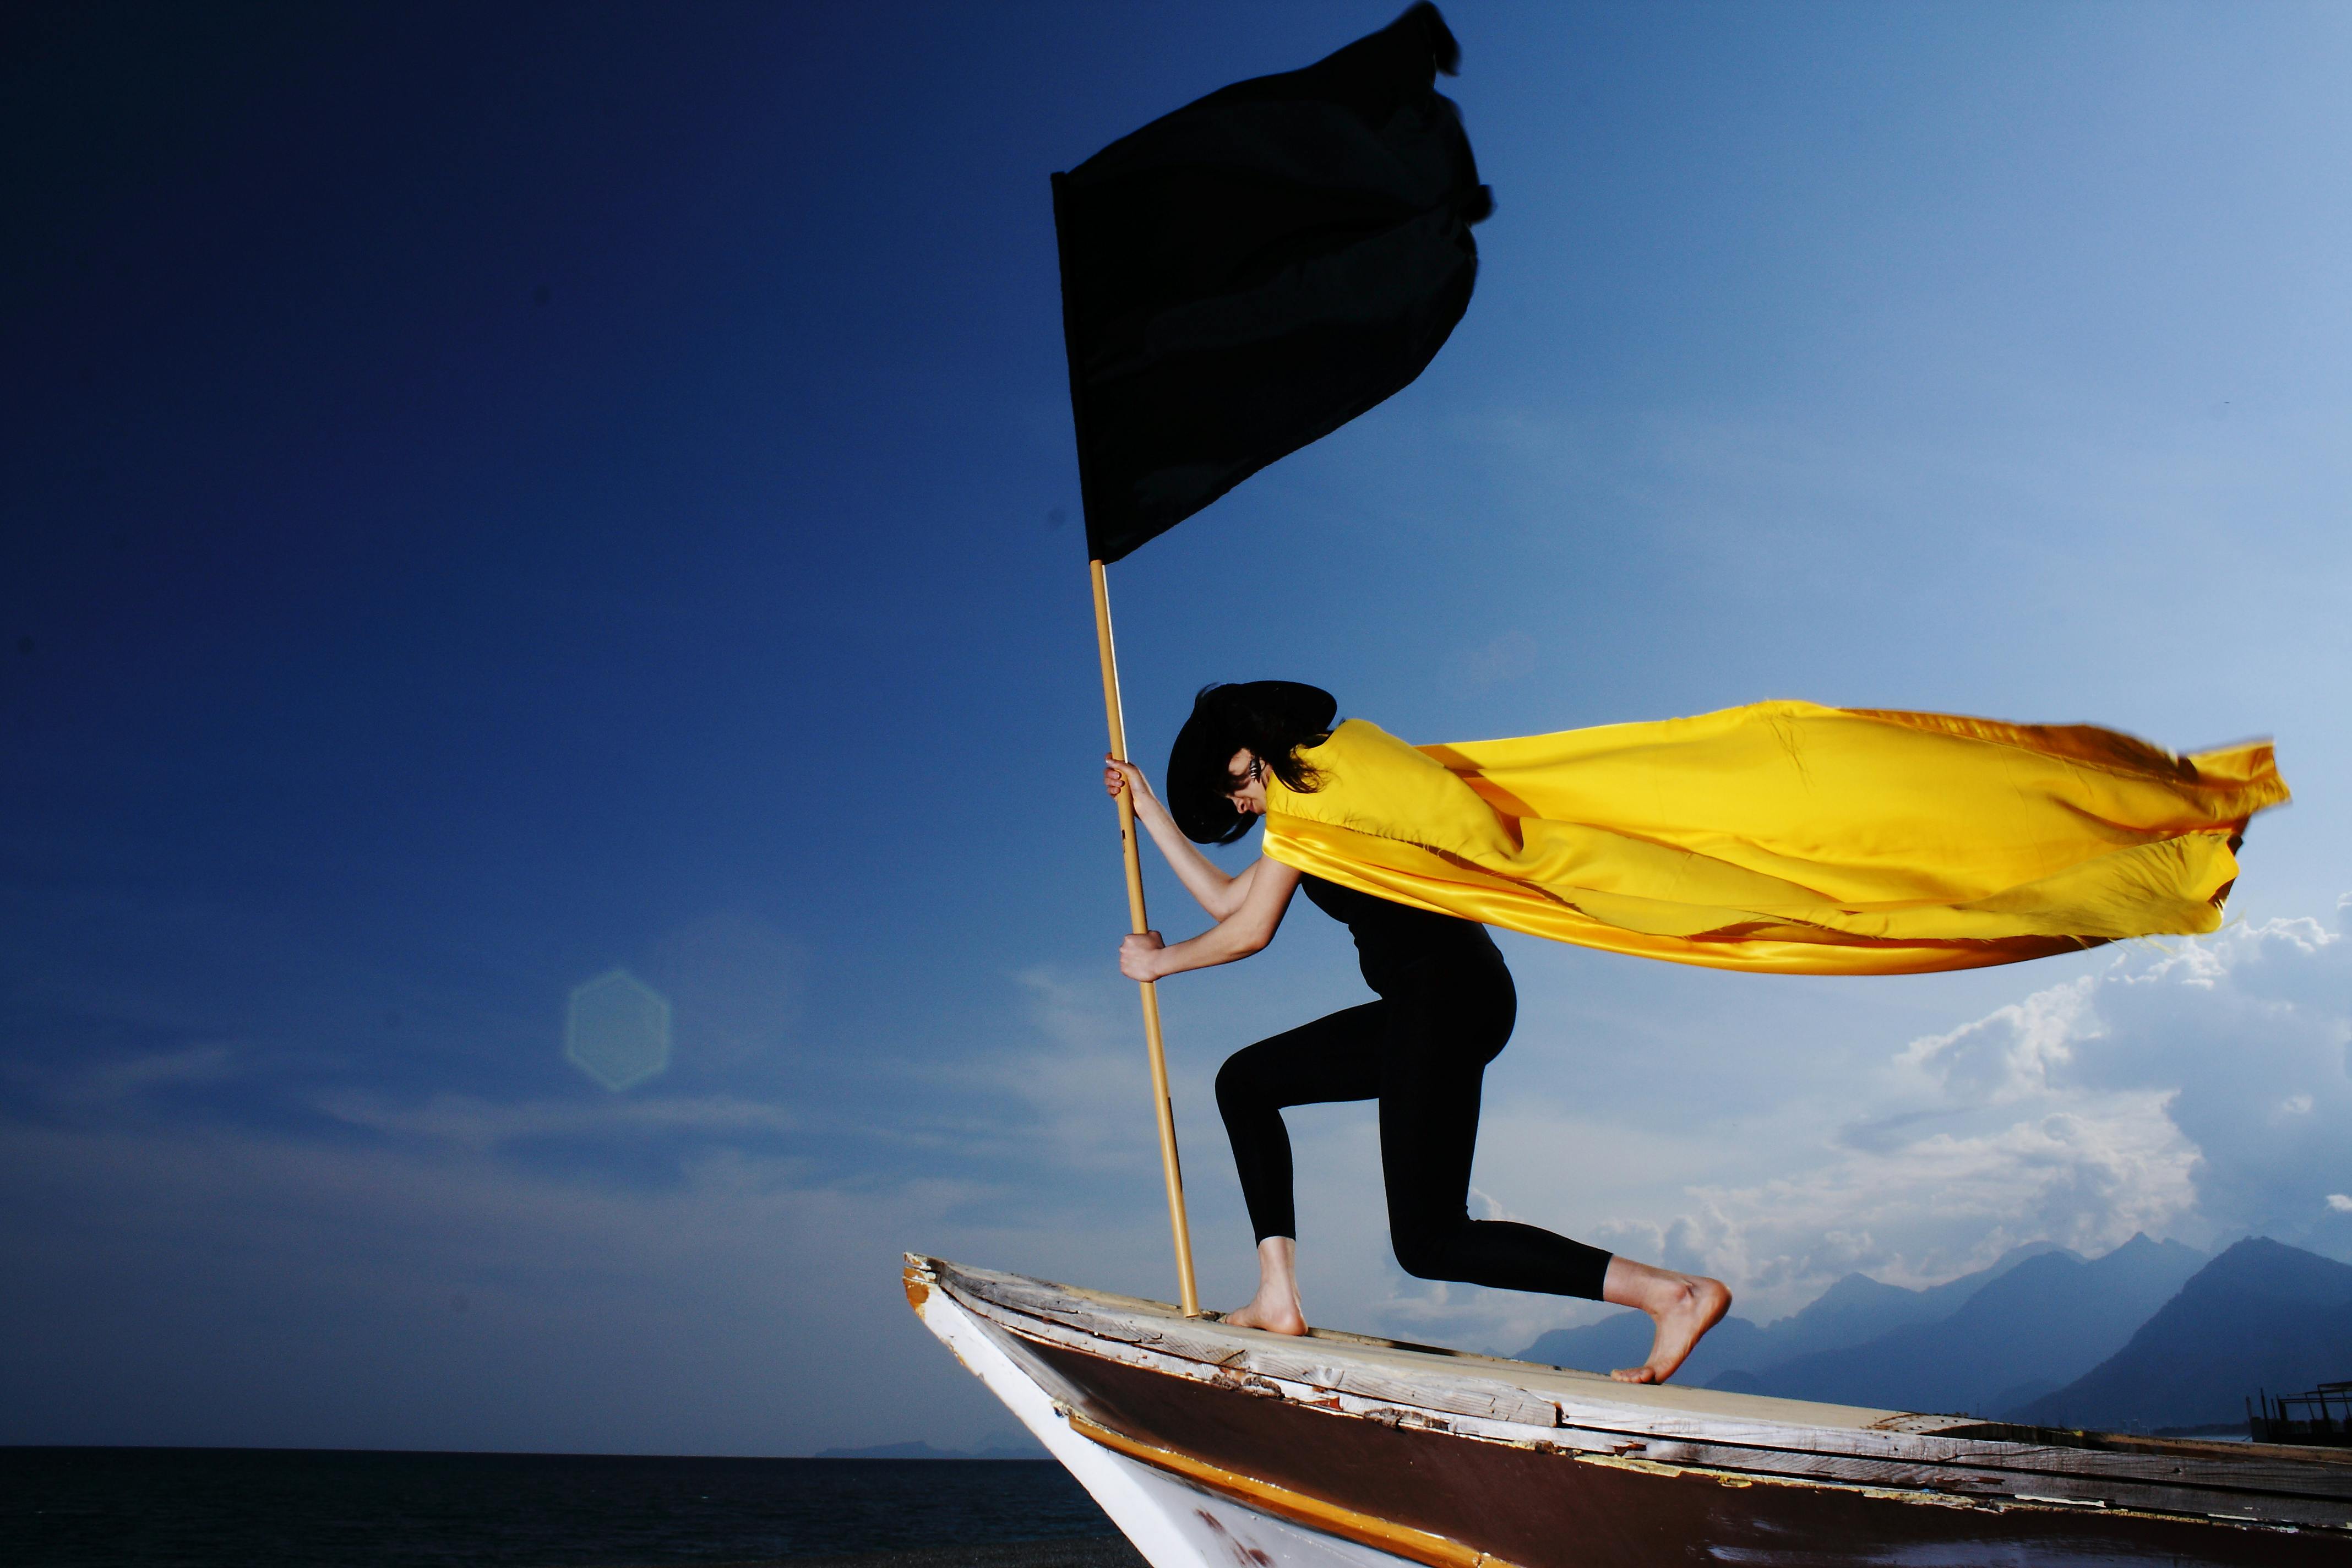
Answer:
[{"left": 1166, "top": 682, "right": 1338, "bottom": 844}]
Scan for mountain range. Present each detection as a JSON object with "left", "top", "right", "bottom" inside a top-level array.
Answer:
[
  {"left": 1513, "top": 1234, "right": 2352, "bottom": 1431},
  {"left": 2015, "top": 1239, "right": 2352, "bottom": 1431},
  {"left": 1513, "top": 1238, "right": 2076, "bottom": 1394},
  {"left": 816, "top": 1428, "right": 1050, "bottom": 1460},
  {"left": 1735, "top": 1234, "right": 2208, "bottom": 1414}
]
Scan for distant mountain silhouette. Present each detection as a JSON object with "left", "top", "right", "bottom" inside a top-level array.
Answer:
[
  {"left": 1514, "top": 1307, "right": 1762, "bottom": 1387},
  {"left": 1910, "top": 1240, "right": 2076, "bottom": 1321},
  {"left": 816, "top": 1428, "right": 1050, "bottom": 1459},
  {"left": 1744, "top": 1234, "right": 2207, "bottom": 1414},
  {"left": 1510, "top": 1240, "right": 2068, "bottom": 1386},
  {"left": 2012, "top": 1238, "right": 2352, "bottom": 1432}
]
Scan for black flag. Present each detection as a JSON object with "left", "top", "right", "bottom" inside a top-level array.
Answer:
[{"left": 1053, "top": 3, "right": 1491, "bottom": 564}]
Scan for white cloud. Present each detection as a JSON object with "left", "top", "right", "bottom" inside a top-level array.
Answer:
[
  {"left": 47, "top": 1043, "right": 246, "bottom": 1104},
  {"left": 1732, "top": 914, "right": 2348, "bottom": 1306},
  {"left": 1678, "top": 1090, "right": 2201, "bottom": 1300},
  {"left": 0, "top": 1087, "right": 1172, "bottom": 1456},
  {"left": 312, "top": 1090, "right": 803, "bottom": 1151},
  {"left": 2329, "top": 1194, "right": 2352, "bottom": 1213},
  {"left": 916, "top": 966, "right": 1186, "bottom": 1178},
  {"left": 1896, "top": 974, "right": 2100, "bottom": 1104}
]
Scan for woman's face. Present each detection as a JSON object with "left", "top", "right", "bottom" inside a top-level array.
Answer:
[{"left": 1225, "top": 748, "right": 1268, "bottom": 815}]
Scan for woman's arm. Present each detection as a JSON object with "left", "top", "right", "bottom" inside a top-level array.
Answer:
[
  {"left": 1119, "top": 857, "right": 1302, "bottom": 981},
  {"left": 1104, "top": 755, "right": 1258, "bottom": 920}
]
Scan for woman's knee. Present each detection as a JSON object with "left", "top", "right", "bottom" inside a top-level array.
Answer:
[
  {"left": 1216, "top": 1050, "right": 1270, "bottom": 1118},
  {"left": 1389, "top": 1216, "right": 1471, "bottom": 1282}
]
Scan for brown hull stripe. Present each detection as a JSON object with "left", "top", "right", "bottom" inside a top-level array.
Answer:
[{"left": 1066, "top": 1410, "right": 1532, "bottom": 1568}]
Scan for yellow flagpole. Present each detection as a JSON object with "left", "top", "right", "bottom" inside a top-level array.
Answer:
[{"left": 1090, "top": 557, "right": 1201, "bottom": 1316}]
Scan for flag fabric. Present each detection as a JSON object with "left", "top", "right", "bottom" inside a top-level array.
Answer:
[
  {"left": 1053, "top": 3, "right": 1491, "bottom": 564},
  {"left": 1259, "top": 704, "right": 2290, "bottom": 976}
]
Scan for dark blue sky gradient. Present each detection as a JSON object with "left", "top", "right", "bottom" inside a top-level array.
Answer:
[{"left": 6, "top": 2, "right": 2348, "bottom": 1454}]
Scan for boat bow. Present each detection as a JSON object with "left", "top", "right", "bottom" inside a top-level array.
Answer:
[{"left": 906, "top": 1254, "right": 2352, "bottom": 1567}]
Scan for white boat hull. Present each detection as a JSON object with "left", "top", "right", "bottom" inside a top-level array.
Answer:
[
  {"left": 907, "top": 1255, "right": 2352, "bottom": 1567},
  {"left": 921, "top": 1281, "right": 1414, "bottom": 1568}
]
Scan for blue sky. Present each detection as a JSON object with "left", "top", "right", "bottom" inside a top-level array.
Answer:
[{"left": 4, "top": 1, "right": 2348, "bottom": 1455}]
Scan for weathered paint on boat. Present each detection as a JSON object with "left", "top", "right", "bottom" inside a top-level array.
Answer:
[{"left": 906, "top": 1255, "right": 2352, "bottom": 1568}]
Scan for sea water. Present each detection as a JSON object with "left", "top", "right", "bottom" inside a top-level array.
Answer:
[{"left": 6, "top": 1448, "right": 1118, "bottom": 1568}]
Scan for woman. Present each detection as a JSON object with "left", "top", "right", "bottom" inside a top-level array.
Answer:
[{"left": 1104, "top": 680, "right": 1730, "bottom": 1384}]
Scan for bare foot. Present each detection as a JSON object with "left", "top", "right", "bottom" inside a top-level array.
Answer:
[
  {"left": 1224, "top": 1295, "right": 1308, "bottom": 1335},
  {"left": 1224, "top": 1236, "right": 1309, "bottom": 1335},
  {"left": 1601, "top": 1258, "right": 1731, "bottom": 1384}
]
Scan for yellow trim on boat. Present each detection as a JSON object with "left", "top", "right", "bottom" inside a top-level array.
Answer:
[{"left": 1065, "top": 1410, "right": 1531, "bottom": 1568}]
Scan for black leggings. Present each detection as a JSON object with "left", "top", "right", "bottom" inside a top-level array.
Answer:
[{"left": 1214, "top": 956, "right": 1613, "bottom": 1301}]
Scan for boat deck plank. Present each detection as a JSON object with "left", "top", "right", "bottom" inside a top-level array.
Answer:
[{"left": 926, "top": 1257, "right": 2352, "bottom": 1515}]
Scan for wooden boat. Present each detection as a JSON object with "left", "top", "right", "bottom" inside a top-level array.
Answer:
[
  {"left": 2252, "top": 1383, "right": 2352, "bottom": 1447},
  {"left": 906, "top": 1255, "right": 2352, "bottom": 1567}
]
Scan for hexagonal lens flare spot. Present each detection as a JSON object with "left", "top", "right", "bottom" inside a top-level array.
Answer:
[{"left": 565, "top": 968, "right": 672, "bottom": 1091}]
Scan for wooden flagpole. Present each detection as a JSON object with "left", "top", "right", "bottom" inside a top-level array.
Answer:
[
  {"left": 1090, "top": 557, "right": 1201, "bottom": 1317},
  {"left": 1054, "top": 171, "right": 1197, "bottom": 1316}
]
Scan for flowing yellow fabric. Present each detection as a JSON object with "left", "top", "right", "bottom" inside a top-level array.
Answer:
[{"left": 1259, "top": 703, "right": 2288, "bottom": 976}]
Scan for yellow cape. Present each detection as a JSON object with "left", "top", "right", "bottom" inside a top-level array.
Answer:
[{"left": 1259, "top": 702, "right": 2288, "bottom": 976}]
